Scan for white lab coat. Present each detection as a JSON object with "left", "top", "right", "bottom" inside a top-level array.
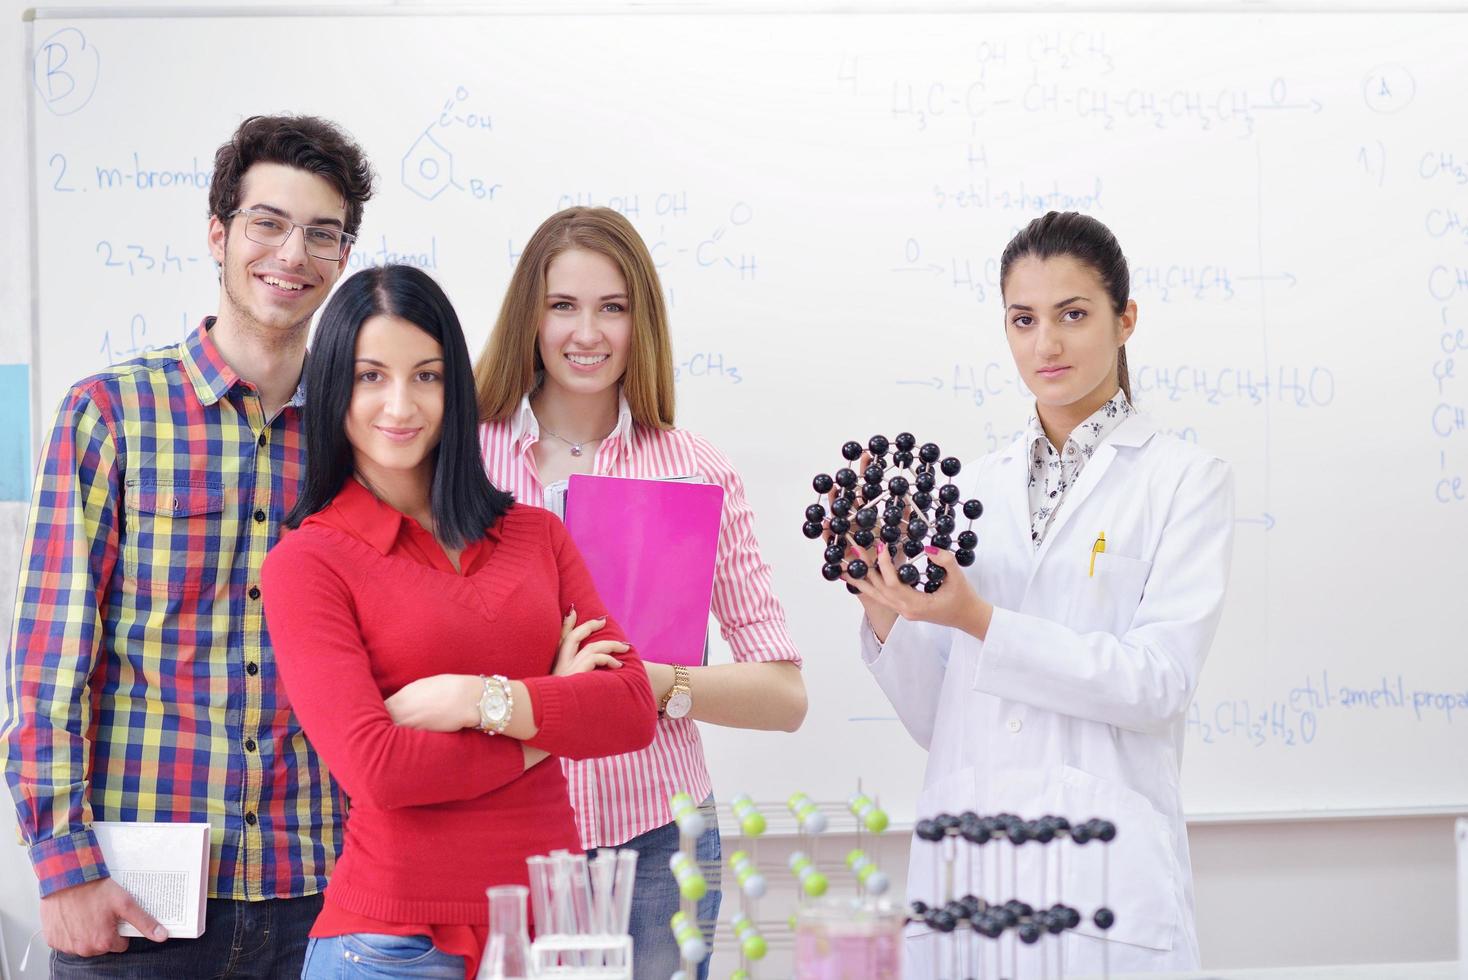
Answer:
[{"left": 861, "top": 414, "right": 1234, "bottom": 978}]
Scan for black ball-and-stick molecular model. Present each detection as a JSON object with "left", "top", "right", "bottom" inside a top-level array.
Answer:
[{"left": 805, "top": 434, "right": 983, "bottom": 593}]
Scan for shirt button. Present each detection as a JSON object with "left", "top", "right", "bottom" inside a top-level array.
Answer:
[
  {"left": 248, "top": 586, "right": 261, "bottom": 600},
  {"left": 253, "top": 509, "right": 266, "bottom": 523},
  {"left": 244, "top": 738, "right": 256, "bottom": 752},
  {"left": 244, "top": 811, "right": 257, "bottom": 826},
  {"left": 246, "top": 662, "right": 259, "bottom": 676},
  {"left": 257, "top": 432, "right": 267, "bottom": 447},
  {"left": 1007, "top": 718, "right": 1022, "bottom": 733}
]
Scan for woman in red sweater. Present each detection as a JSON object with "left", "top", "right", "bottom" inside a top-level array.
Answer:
[{"left": 261, "top": 264, "right": 657, "bottom": 979}]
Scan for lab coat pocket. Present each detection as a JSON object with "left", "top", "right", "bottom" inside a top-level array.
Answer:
[
  {"left": 1071, "top": 551, "right": 1151, "bottom": 634},
  {"left": 1055, "top": 764, "right": 1178, "bottom": 952},
  {"left": 915, "top": 765, "right": 978, "bottom": 824}
]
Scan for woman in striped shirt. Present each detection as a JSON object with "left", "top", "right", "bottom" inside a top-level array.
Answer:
[{"left": 474, "top": 207, "right": 807, "bottom": 979}]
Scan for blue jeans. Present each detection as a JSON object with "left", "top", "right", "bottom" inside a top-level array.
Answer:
[
  {"left": 50, "top": 893, "right": 323, "bottom": 979},
  {"left": 596, "top": 801, "right": 721, "bottom": 980},
  {"left": 300, "top": 934, "right": 464, "bottom": 980}
]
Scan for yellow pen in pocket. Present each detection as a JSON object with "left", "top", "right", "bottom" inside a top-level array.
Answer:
[{"left": 1089, "top": 532, "right": 1106, "bottom": 577}]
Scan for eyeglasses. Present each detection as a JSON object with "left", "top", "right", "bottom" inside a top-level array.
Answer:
[{"left": 228, "top": 208, "right": 356, "bottom": 261}]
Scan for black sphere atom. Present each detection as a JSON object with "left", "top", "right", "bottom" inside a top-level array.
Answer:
[
  {"left": 1094, "top": 907, "right": 1115, "bottom": 931},
  {"left": 963, "top": 499, "right": 984, "bottom": 520},
  {"left": 961, "top": 822, "right": 991, "bottom": 845},
  {"left": 821, "top": 562, "right": 842, "bottom": 582},
  {"left": 808, "top": 435, "right": 983, "bottom": 591}
]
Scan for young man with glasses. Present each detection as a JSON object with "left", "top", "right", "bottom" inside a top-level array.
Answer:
[{"left": 1, "top": 115, "right": 374, "bottom": 977}]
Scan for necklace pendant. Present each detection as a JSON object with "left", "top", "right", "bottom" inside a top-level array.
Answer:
[{"left": 569, "top": 445, "right": 583, "bottom": 457}]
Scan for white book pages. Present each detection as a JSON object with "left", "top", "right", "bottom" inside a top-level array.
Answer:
[{"left": 93, "top": 821, "right": 210, "bottom": 939}]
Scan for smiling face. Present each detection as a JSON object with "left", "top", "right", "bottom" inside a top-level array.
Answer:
[
  {"left": 345, "top": 314, "right": 446, "bottom": 490},
  {"left": 536, "top": 248, "right": 633, "bottom": 400},
  {"left": 1003, "top": 254, "right": 1136, "bottom": 418},
  {"left": 207, "top": 162, "right": 351, "bottom": 338}
]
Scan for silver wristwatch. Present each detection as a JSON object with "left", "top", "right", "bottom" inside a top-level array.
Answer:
[{"left": 476, "top": 674, "right": 514, "bottom": 735}]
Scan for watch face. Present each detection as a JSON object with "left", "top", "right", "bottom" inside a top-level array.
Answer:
[
  {"left": 665, "top": 691, "right": 693, "bottom": 719},
  {"left": 482, "top": 687, "right": 509, "bottom": 724}
]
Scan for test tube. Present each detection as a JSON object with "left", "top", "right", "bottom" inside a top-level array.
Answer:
[
  {"left": 572, "top": 853, "right": 595, "bottom": 964},
  {"left": 526, "top": 855, "right": 554, "bottom": 937},
  {"left": 614, "top": 848, "right": 639, "bottom": 935},
  {"left": 591, "top": 850, "right": 616, "bottom": 935}
]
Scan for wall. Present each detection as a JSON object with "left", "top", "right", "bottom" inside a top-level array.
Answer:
[{"left": 0, "top": 2, "right": 1461, "bottom": 977}]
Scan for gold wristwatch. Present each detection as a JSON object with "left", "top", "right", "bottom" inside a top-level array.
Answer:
[{"left": 658, "top": 665, "right": 693, "bottom": 719}]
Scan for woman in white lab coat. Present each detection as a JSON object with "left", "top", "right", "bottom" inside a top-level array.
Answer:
[{"left": 846, "top": 211, "right": 1233, "bottom": 976}]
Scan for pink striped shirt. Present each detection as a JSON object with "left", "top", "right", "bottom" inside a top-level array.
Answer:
[{"left": 479, "top": 394, "right": 802, "bottom": 847}]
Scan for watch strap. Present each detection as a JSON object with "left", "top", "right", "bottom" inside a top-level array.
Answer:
[
  {"left": 658, "top": 664, "right": 691, "bottom": 714},
  {"left": 476, "top": 674, "right": 514, "bottom": 735}
]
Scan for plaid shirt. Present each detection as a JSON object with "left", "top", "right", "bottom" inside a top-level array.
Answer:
[{"left": 0, "top": 321, "right": 341, "bottom": 900}]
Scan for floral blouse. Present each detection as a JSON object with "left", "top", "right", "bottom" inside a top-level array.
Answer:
[{"left": 1024, "top": 390, "right": 1134, "bottom": 550}]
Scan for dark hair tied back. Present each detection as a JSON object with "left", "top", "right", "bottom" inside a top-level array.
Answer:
[{"left": 1000, "top": 211, "right": 1133, "bottom": 402}]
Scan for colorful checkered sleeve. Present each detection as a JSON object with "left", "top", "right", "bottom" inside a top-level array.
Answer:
[
  {"left": 1, "top": 385, "right": 119, "bottom": 896},
  {"left": 2, "top": 323, "right": 341, "bottom": 902}
]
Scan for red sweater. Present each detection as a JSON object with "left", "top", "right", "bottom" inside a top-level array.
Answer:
[{"left": 261, "top": 480, "right": 657, "bottom": 933}]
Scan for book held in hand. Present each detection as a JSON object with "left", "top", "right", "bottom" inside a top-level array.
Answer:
[{"left": 94, "top": 821, "right": 210, "bottom": 938}]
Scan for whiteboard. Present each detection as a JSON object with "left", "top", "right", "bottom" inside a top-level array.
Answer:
[{"left": 24, "top": 8, "right": 1468, "bottom": 823}]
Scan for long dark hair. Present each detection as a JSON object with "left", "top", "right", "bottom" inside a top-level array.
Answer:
[
  {"left": 286, "top": 265, "right": 513, "bottom": 546},
  {"left": 999, "top": 211, "right": 1133, "bottom": 402}
]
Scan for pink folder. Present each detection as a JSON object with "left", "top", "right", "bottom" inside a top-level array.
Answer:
[{"left": 564, "top": 474, "right": 724, "bottom": 666}]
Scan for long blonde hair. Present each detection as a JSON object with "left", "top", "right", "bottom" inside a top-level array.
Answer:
[{"left": 475, "top": 207, "right": 676, "bottom": 429}]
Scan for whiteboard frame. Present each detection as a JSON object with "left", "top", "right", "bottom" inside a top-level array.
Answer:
[
  {"left": 22, "top": 2, "right": 1468, "bottom": 22},
  {"left": 22, "top": 1, "right": 1468, "bottom": 826}
]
